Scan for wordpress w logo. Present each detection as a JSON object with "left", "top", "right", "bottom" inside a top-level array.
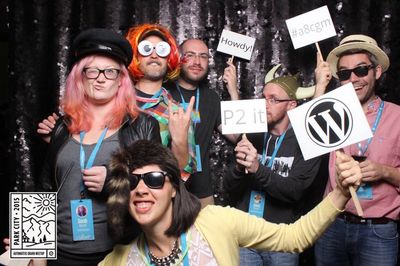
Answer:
[{"left": 305, "top": 98, "right": 353, "bottom": 147}]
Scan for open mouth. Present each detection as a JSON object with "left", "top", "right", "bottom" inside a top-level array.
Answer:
[{"left": 134, "top": 201, "right": 153, "bottom": 213}]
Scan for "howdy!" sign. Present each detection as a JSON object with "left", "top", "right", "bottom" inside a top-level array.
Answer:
[{"left": 217, "top": 29, "right": 256, "bottom": 60}]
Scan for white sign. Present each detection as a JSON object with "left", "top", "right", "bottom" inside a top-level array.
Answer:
[
  {"left": 288, "top": 83, "right": 372, "bottom": 160},
  {"left": 216, "top": 29, "right": 256, "bottom": 60},
  {"left": 221, "top": 99, "right": 268, "bottom": 134},
  {"left": 285, "top": 5, "right": 336, "bottom": 49}
]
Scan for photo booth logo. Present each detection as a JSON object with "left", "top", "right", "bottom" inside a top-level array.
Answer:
[
  {"left": 9, "top": 192, "right": 57, "bottom": 260},
  {"left": 305, "top": 98, "right": 353, "bottom": 148}
]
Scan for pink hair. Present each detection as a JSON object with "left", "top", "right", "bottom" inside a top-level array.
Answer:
[
  {"left": 126, "top": 24, "right": 180, "bottom": 82},
  {"left": 62, "top": 55, "right": 139, "bottom": 133}
]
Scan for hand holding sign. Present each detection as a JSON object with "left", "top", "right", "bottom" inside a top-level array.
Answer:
[
  {"left": 314, "top": 54, "right": 332, "bottom": 98},
  {"left": 223, "top": 58, "right": 239, "bottom": 100},
  {"left": 335, "top": 150, "right": 363, "bottom": 216},
  {"left": 234, "top": 133, "right": 259, "bottom": 174}
]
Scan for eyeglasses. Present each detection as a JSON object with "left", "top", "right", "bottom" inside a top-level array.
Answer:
[
  {"left": 129, "top": 171, "right": 168, "bottom": 190},
  {"left": 83, "top": 68, "right": 120, "bottom": 80},
  {"left": 183, "top": 52, "right": 210, "bottom": 61},
  {"left": 265, "top": 98, "right": 292, "bottom": 105},
  {"left": 138, "top": 40, "right": 171, "bottom": 57},
  {"left": 336, "top": 65, "right": 375, "bottom": 81}
]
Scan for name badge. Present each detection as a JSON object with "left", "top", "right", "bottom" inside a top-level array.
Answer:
[
  {"left": 70, "top": 199, "right": 95, "bottom": 241},
  {"left": 248, "top": 190, "right": 265, "bottom": 218},
  {"left": 180, "top": 103, "right": 201, "bottom": 124},
  {"left": 356, "top": 183, "right": 373, "bottom": 200},
  {"left": 195, "top": 145, "right": 202, "bottom": 172}
]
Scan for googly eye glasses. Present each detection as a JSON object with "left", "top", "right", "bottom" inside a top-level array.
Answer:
[{"left": 138, "top": 40, "right": 171, "bottom": 57}]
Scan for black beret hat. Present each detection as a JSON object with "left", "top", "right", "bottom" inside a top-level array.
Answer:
[{"left": 72, "top": 28, "right": 133, "bottom": 66}]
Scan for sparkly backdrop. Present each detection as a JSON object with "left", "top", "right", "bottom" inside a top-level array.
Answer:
[{"left": 4, "top": 1, "right": 400, "bottom": 202}]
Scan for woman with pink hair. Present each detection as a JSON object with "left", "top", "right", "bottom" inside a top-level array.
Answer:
[{"left": 38, "top": 28, "right": 160, "bottom": 266}]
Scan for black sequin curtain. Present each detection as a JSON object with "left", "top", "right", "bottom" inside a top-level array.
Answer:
[{"left": 3, "top": 0, "right": 400, "bottom": 241}]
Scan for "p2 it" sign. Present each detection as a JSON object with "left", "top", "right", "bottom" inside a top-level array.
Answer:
[{"left": 220, "top": 99, "right": 268, "bottom": 135}]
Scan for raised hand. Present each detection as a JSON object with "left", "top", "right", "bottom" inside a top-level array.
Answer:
[
  {"left": 223, "top": 58, "right": 239, "bottom": 100},
  {"left": 314, "top": 53, "right": 332, "bottom": 98},
  {"left": 37, "top": 112, "right": 59, "bottom": 143},
  {"left": 168, "top": 96, "right": 195, "bottom": 169}
]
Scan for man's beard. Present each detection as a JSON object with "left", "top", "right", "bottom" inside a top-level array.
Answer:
[
  {"left": 143, "top": 68, "right": 168, "bottom": 81},
  {"left": 181, "top": 67, "right": 208, "bottom": 84}
]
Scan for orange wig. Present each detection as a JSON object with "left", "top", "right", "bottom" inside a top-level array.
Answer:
[{"left": 126, "top": 24, "right": 180, "bottom": 82}]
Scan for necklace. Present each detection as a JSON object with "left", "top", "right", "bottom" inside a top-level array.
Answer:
[{"left": 148, "top": 239, "right": 181, "bottom": 266}]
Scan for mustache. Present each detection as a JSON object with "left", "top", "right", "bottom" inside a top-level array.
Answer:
[
  {"left": 146, "top": 60, "right": 162, "bottom": 66},
  {"left": 188, "top": 65, "right": 204, "bottom": 71}
]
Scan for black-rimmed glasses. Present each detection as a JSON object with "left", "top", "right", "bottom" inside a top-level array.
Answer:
[
  {"left": 129, "top": 171, "right": 168, "bottom": 190},
  {"left": 336, "top": 65, "right": 375, "bottom": 81},
  {"left": 265, "top": 98, "right": 293, "bottom": 105},
  {"left": 83, "top": 68, "right": 120, "bottom": 80}
]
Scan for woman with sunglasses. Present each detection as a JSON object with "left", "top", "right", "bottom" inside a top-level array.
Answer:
[
  {"left": 36, "top": 29, "right": 160, "bottom": 266},
  {"left": 101, "top": 140, "right": 361, "bottom": 266}
]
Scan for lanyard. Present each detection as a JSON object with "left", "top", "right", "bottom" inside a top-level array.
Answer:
[
  {"left": 79, "top": 127, "right": 108, "bottom": 195},
  {"left": 175, "top": 83, "right": 200, "bottom": 125},
  {"left": 142, "top": 232, "right": 190, "bottom": 266},
  {"left": 139, "top": 88, "right": 164, "bottom": 110},
  {"left": 262, "top": 131, "right": 286, "bottom": 168},
  {"left": 356, "top": 101, "right": 384, "bottom": 156}
]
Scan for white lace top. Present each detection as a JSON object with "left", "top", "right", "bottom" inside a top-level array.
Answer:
[{"left": 126, "top": 226, "right": 218, "bottom": 266}]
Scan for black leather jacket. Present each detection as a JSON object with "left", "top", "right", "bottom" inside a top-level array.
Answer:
[{"left": 38, "top": 113, "right": 160, "bottom": 191}]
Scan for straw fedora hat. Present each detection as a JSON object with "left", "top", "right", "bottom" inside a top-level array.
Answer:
[{"left": 327, "top": 34, "right": 390, "bottom": 78}]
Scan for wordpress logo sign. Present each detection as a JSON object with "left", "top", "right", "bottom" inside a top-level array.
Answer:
[{"left": 305, "top": 98, "right": 353, "bottom": 148}]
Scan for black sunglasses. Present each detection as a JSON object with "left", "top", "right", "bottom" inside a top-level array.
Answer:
[
  {"left": 129, "top": 171, "right": 168, "bottom": 190},
  {"left": 336, "top": 65, "right": 375, "bottom": 81}
]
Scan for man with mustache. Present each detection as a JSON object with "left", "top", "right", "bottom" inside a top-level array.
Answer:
[
  {"left": 125, "top": 24, "right": 197, "bottom": 181},
  {"left": 165, "top": 38, "right": 239, "bottom": 207}
]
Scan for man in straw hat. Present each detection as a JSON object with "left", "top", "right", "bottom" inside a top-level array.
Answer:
[
  {"left": 314, "top": 34, "right": 400, "bottom": 266},
  {"left": 225, "top": 65, "right": 322, "bottom": 266}
]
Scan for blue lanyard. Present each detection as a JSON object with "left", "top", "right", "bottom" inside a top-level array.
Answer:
[
  {"left": 144, "top": 232, "right": 189, "bottom": 266},
  {"left": 262, "top": 131, "right": 286, "bottom": 168},
  {"left": 140, "top": 88, "right": 164, "bottom": 110},
  {"left": 356, "top": 101, "right": 384, "bottom": 156},
  {"left": 79, "top": 128, "right": 108, "bottom": 194},
  {"left": 175, "top": 83, "right": 200, "bottom": 125}
]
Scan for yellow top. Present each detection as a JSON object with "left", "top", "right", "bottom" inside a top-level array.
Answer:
[{"left": 99, "top": 194, "right": 340, "bottom": 266}]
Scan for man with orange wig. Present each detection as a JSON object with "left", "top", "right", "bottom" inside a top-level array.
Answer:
[{"left": 126, "top": 24, "right": 196, "bottom": 181}]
